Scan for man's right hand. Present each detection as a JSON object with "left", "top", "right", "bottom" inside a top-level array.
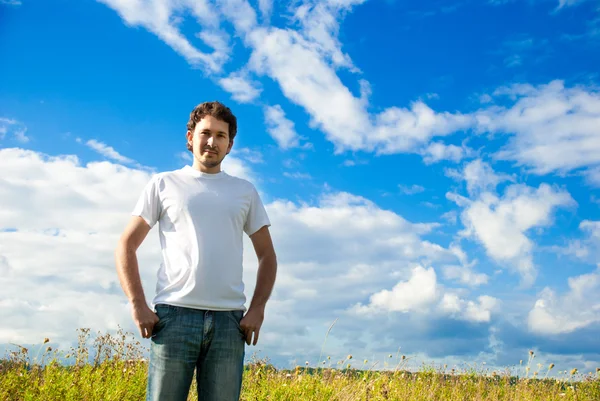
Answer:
[{"left": 132, "top": 302, "right": 159, "bottom": 339}]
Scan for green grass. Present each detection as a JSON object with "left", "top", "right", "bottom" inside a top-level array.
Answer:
[{"left": 1, "top": 329, "right": 599, "bottom": 400}]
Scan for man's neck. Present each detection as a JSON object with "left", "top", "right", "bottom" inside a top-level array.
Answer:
[{"left": 192, "top": 160, "right": 221, "bottom": 174}]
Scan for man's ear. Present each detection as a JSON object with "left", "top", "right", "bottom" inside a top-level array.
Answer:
[{"left": 226, "top": 139, "right": 234, "bottom": 155}]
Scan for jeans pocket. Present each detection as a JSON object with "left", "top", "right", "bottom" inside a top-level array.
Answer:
[
  {"left": 228, "top": 310, "right": 245, "bottom": 336},
  {"left": 152, "top": 304, "right": 176, "bottom": 337}
]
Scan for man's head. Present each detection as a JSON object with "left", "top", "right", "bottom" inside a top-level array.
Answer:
[{"left": 186, "top": 101, "right": 237, "bottom": 173}]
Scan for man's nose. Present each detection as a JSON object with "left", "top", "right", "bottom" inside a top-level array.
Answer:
[{"left": 206, "top": 136, "right": 215, "bottom": 146}]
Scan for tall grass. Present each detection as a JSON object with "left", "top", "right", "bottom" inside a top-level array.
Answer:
[{"left": 1, "top": 329, "right": 599, "bottom": 400}]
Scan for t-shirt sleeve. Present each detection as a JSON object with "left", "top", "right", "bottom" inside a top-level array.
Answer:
[
  {"left": 244, "top": 186, "right": 271, "bottom": 236},
  {"left": 132, "top": 175, "right": 162, "bottom": 228}
]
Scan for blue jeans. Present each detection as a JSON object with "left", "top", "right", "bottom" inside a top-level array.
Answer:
[{"left": 146, "top": 304, "right": 246, "bottom": 401}]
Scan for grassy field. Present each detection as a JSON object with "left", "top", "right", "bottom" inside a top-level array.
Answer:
[{"left": 1, "top": 329, "right": 599, "bottom": 401}]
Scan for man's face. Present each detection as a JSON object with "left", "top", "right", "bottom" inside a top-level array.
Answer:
[{"left": 187, "top": 115, "right": 233, "bottom": 172}]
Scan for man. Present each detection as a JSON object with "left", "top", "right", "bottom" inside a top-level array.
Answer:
[{"left": 115, "top": 101, "right": 277, "bottom": 401}]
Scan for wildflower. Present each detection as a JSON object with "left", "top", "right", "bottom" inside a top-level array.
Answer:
[
  {"left": 549, "top": 364, "right": 555, "bottom": 370},
  {"left": 389, "top": 354, "right": 393, "bottom": 358},
  {"left": 364, "top": 359, "right": 368, "bottom": 364},
  {"left": 347, "top": 355, "right": 352, "bottom": 360},
  {"left": 43, "top": 338, "right": 50, "bottom": 344},
  {"left": 570, "top": 368, "right": 577, "bottom": 375},
  {"left": 402, "top": 355, "right": 406, "bottom": 360},
  {"left": 46, "top": 346, "right": 52, "bottom": 352},
  {"left": 596, "top": 368, "right": 599, "bottom": 373},
  {"left": 305, "top": 361, "right": 309, "bottom": 366}
]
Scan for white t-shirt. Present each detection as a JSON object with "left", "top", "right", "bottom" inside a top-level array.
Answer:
[{"left": 132, "top": 165, "right": 270, "bottom": 312}]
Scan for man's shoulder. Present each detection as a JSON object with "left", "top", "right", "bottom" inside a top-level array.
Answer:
[
  {"left": 223, "top": 174, "right": 257, "bottom": 192},
  {"left": 145, "top": 167, "right": 190, "bottom": 188}
]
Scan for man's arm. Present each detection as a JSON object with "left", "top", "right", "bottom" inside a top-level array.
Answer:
[
  {"left": 240, "top": 225, "right": 277, "bottom": 346},
  {"left": 115, "top": 216, "right": 158, "bottom": 339}
]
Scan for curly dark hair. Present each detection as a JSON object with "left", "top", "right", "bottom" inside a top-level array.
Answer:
[{"left": 186, "top": 101, "right": 237, "bottom": 151}]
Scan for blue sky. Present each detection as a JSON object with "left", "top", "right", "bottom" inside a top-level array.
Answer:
[{"left": 1, "top": 0, "right": 600, "bottom": 376}]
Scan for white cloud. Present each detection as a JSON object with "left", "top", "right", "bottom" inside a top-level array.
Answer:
[
  {"left": 0, "top": 146, "right": 471, "bottom": 358},
  {"left": 85, "top": 139, "right": 134, "bottom": 164},
  {"left": 0, "top": 0, "right": 22, "bottom": 5},
  {"left": 249, "top": 27, "right": 370, "bottom": 151},
  {"left": 561, "top": 220, "right": 600, "bottom": 262},
  {"left": 442, "top": 244, "right": 489, "bottom": 287},
  {"left": 460, "top": 159, "right": 514, "bottom": 196},
  {"left": 215, "top": 0, "right": 257, "bottom": 35},
  {"left": 477, "top": 80, "right": 600, "bottom": 181},
  {"left": 442, "top": 265, "right": 489, "bottom": 287},
  {"left": 352, "top": 265, "right": 498, "bottom": 323},
  {"left": 557, "top": 0, "right": 587, "bottom": 8},
  {"left": 371, "top": 102, "right": 474, "bottom": 155},
  {"left": 440, "top": 294, "right": 498, "bottom": 323},
  {"left": 13, "top": 128, "right": 29, "bottom": 143},
  {"left": 0, "top": 148, "right": 159, "bottom": 344},
  {"left": 221, "top": 154, "right": 253, "bottom": 181},
  {"left": 489, "top": 0, "right": 588, "bottom": 8},
  {"left": 585, "top": 166, "right": 600, "bottom": 186},
  {"left": 581, "top": 220, "right": 600, "bottom": 242},
  {"left": 176, "top": 151, "right": 193, "bottom": 163},
  {"left": 283, "top": 172, "right": 311, "bottom": 180},
  {"left": 441, "top": 210, "right": 458, "bottom": 225},
  {"left": 398, "top": 184, "right": 425, "bottom": 195},
  {"left": 292, "top": 1, "right": 364, "bottom": 71},
  {"left": 258, "top": 0, "right": 272, "bottom": 22},
  {"left": 354, "top": 265, "right": 438, "bottom": 313},
  {"left": 0, "top": 118, "right": 29, "bottom": 143},
  {"left": 249, "top": 21, "right": 476, "bottom": 154},
  {"left": 231, "top": 147, "right": 264, "bottom": 164},
  {"left": 448, "top": 161, "right": 575, "bottom": 286},
  {"left": 263, "top": 104, "right": 300, "bottom": 149},
  {"left": 96, "top": 0, "right": 230, "bottom": 72},
  {"left": 528, "top": 266, "right": 600, "bottom": 334},
  {"left": 421, "top": 141, "right": 470, "bottom": 164},
  {"left": 98, "top": 2, "right": 600, "bottom": 179},
  {"left": 218, "top": 71, "right": 262, "bottom": 103}
]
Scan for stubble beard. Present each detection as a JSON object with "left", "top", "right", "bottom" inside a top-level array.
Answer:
[{"left": 195, "top": 152, "right": 225, "bottom": 169}]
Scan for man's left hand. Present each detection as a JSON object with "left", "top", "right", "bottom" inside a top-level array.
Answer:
[{"left": 240, "top": 307, "right": 264, "bottom": 346}]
